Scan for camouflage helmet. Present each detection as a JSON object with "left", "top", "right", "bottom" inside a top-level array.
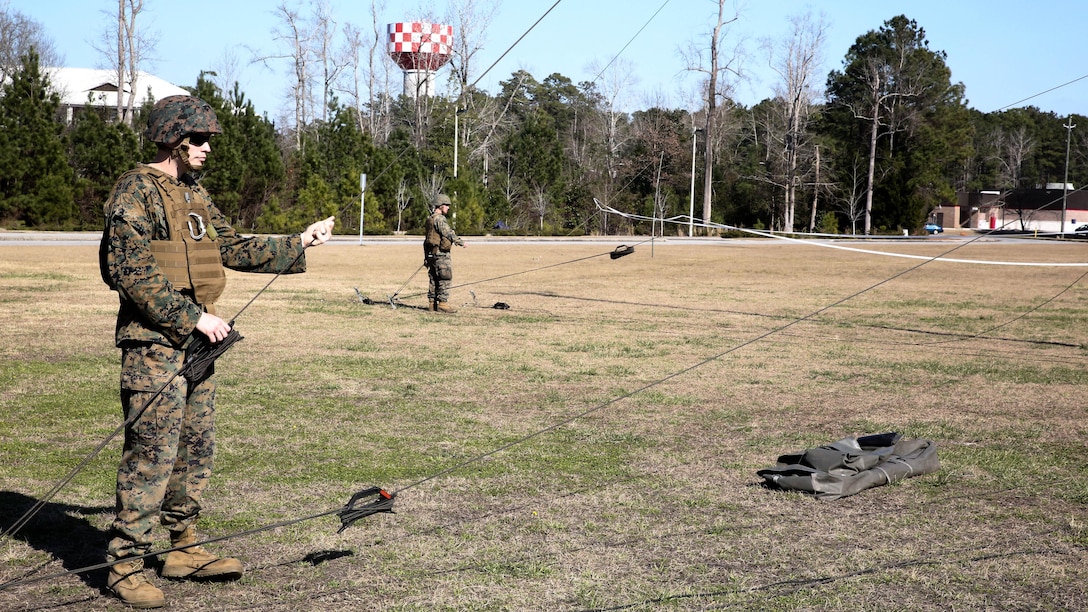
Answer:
[
  {"left": 146, "top": 95, "right": 222, "bottom": 145},
  {"left": 433, "top": 194, "right": 452, "bottom": 209}
]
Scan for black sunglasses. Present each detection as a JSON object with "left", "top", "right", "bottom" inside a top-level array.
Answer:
[{"left": 187, "top": 133, "right": 212, "bottom": 147}]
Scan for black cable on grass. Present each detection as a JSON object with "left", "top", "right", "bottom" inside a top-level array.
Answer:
[
  {"left": 0, "top": 489, "right": 382, "bottom": 591},
  {"left": 384, "top": 203, "right": 1088, "bottom": 500},
  {"left": 3, "top": 1, "right": 576, "bottom": 593},
  {"left": 416, "top": 471, "right": 1086, "bottom": 608},
  {"left": 221, "top": 65, "right": 1088, "bottom": 612},
  {"left": 504, "top": 289, "right": 1086, "bottom": 351},
  {"left": 212, "top": 466, "right": 1083, "bottom": 611},
  {"left": 910, "top": 266, "right": 1088, "bottom": 348},
  {"left": 13, "top": 39, "right": 1088, "bottom": 612},
  {"left": 2, "top": 247, "right": 309, "bottom": 543},
  {"left": 384, "top": 240, "right": 652, "bottom": 305}
]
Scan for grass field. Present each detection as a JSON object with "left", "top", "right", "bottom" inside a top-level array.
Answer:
[{"left": 1, "top": 235, "right": 1087, "bottom": 610}]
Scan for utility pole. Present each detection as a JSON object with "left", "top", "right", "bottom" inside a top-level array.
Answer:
[
  {"left": 359, "top": 173, "right": 367, "bottom": 245},
  {"left": 453, "top": 108, "right": 466, "bottom": 178},
  {"left": 1063, "top": 116, "right": 1075, "bottom": 236},
  {"left": 809, "top": 146, "right": 820, "bottom": 233},
  {"left": 688, "top": 126, "right": 698, "bottom": 237}
]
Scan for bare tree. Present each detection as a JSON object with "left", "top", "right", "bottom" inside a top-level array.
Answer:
[
  {"left": 311, "top": 0, "right": 348, "bottom": 125},
  {"left": 471, "top": 71, "right": 529, "bottom": 186},
  {"left": 420, "top": 172, "right": 445, "bottom": 212},
  {"left": 209, "top": 48, "right": 243, "bottom": 110},
  {"left": 339, "top": 23, "right": 367, "bottom": 132},
  {"left": 367, "top": 2, "right": 394, "bottom": 142},
  {"left": 0, "top": 4, "right": 60, "bottom": 83},
  {"left": 529, "top": 183, "right": 549, "bottom": 231},
  {"left": 762, "top": 12, "right": 827, "bottom": 232},
  {"left": 444, "top": 0, "right": 497, "bottom": 98},
  {"left": 828, "top": 18, "right": 947, "bottom": 234},
  {"left": 395, "top": 178, "right": 411, "bottom": 232},
  {"left": 852, "top": 55, "right": 899, "bottom": 235},
  {"left": 630, "top": 97, "right": 692, "bottom": 230},
  {"left": 835, "top": 152, "right": 868, "bottom": 234},
  {"left": 336, "top": 0, "right": 392, "bottom": 140},
  {"left": 254, "top": 1, "right": 316, "bottom": 148},
  {"left": 990, "top": 126, "right": 1034, "bottom": 189},
  {"left": 91, "top": 0, "right": 155, "bottom": 126},
  {"left": 587, "top": 57, "right": 637, "bottom": 202},
  {"left": 653, "top": 150, "right": 669, "bottom": 236},
  {"left": 498, "top": 157, "right": 521, "bottom": 225},
  {"left": 683, "top": 0, "right": 741, "bottom": 230}
]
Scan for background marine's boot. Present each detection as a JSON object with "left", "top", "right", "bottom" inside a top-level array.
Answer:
[
  {"left": 161, "top": 526, "right": 244, "bottom": 580},
  {"left": 108, "top": 560, "right": 165, "bottom": 609},
  {"left": 436, "top": 301, "right": 456, "bottom": 313}
]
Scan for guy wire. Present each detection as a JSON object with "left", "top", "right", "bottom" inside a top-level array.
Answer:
[
  {"left": 337, "top": 0, "right": 565, "bottom": 225},
  {"left": 393, "top": 238, "right": 654, "bottom": 302},
  {"left": 2, "top": 246, "right": 310, "bottom": 542},
  {"left": 6, "top": 220, "right": 1075, "bottom": 597},
  {"left": 386, "top": 185, "right": 1088, "bottom": 499},
  {"left": 11, "top": 14, "right": 1084, "bottom": 606},
  {"left": 0, "top": 496, "right": 350, "bottom": 591}
]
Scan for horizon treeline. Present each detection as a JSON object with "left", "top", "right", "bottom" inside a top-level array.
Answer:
[{"left": 0, "top": 14, "right": 1084, "bottom": 237}]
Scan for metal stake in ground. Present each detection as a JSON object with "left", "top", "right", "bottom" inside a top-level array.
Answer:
[{"left": 388, "top": 261, "right": 427, "bottom": 308}]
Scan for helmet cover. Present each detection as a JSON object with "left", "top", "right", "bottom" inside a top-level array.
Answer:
[{"left": 146, "top": 95, "right": 222, "bottom": 145}]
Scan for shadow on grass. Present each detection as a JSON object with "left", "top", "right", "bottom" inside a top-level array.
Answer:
[{"left": 0, "top": 491, "right": 112, "bottom": 592}]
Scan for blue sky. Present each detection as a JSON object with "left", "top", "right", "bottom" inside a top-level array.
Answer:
[{"left": 11, "top": 0, "right": 1087, "bottom": 120}]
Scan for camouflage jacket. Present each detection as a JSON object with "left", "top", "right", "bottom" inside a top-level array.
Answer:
[
  {"left": 423, "top": 210, "right": 463, "bottom": 254},
  {"left": 100, "top": 164, "right": 306, "bottom": 348}
]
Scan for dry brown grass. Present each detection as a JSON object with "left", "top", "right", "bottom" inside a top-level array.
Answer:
[{"left": 2, "top": 235, "right": 1087, "bottom": 611}]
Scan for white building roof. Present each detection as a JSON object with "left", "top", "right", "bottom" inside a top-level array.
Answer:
[{"left": 44, "top": 66, "right": 189, "bottom": 108}]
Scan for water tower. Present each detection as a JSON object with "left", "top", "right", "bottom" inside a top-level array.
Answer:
[{"left": 388, "top": 22, "right": 453, "bottom": 98}]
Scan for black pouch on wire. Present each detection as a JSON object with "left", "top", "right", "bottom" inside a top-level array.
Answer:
[{"left": 183, "top": 327, "right": 244, "bottom": 384}]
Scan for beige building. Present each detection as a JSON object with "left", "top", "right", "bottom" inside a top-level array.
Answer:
[{"left": 932, "top": 188, "right": 1088, "bottom": 234}]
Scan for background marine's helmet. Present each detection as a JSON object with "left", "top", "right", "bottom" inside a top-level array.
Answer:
[
  {"left": 145, "top": 95, "right": 222, "bottom": 146},
  {"left": 433, "top": 194, "right": 452, "bottom": 208}
]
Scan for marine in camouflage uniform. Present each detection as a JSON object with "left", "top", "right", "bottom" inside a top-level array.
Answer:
[
  {"left": 99, "top": 95, "right": 335, "bottom": 609},
  {"left": 423, "top": 194, "right": 466, "bottom": 313}
]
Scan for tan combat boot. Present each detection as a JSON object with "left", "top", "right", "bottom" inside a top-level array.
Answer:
[
  {"left": 161, "top": 526, "right": 244, "bottom": 580},
  {"left": 429, "top": 300, "right": 438, "bottom": 311},
  {"left": 108, "top": 559, "right": 165, "bottom": 609},
  {"left": 436, "top": 301, "right": 457, "bottom": 313}
]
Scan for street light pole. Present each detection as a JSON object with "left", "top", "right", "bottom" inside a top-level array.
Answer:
[
  {"left": 688, "top": 126, "right": 697, "bottom": 237},
  {"left": 453, "top": 107, "right": 466, "bottom": 179},
  {"left": 1062, "top": 116, "right": 1075, "bottom": 236}
]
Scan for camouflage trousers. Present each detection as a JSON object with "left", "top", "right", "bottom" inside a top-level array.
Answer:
[
  {"left": 426, "top": 252, "right": 454, "bottom": 302},
  {"left": 107, "top": 342, "right": 216, "bottom": 562}
]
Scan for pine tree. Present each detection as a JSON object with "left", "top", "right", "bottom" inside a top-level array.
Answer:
[
  {"left": 0, "top": 49, "right": 74, "bottom": 228},
  {"left": 68, "top": 107, "right": 140, "bottom": 228},
  {"left": 824, "top": 16, "right": 968, "bottom": 233},
  {"left": 192, "top": 77, "right": 286, "bottom": 230}
]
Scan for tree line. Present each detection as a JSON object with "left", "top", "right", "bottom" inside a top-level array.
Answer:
[{"left": 0, "top": 7, "right": 1084, "bottom": 237}]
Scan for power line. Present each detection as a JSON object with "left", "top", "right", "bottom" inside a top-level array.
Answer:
[{"left": 995, "top": 73, "right": 1088, "bottom": 112}]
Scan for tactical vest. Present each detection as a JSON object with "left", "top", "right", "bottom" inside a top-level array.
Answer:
[
  {"left": 141, "top": 167, "right": 227, "bottom": 313},
  {"left": 424, "top": 211, "right": 452, "bottom": 253}
]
